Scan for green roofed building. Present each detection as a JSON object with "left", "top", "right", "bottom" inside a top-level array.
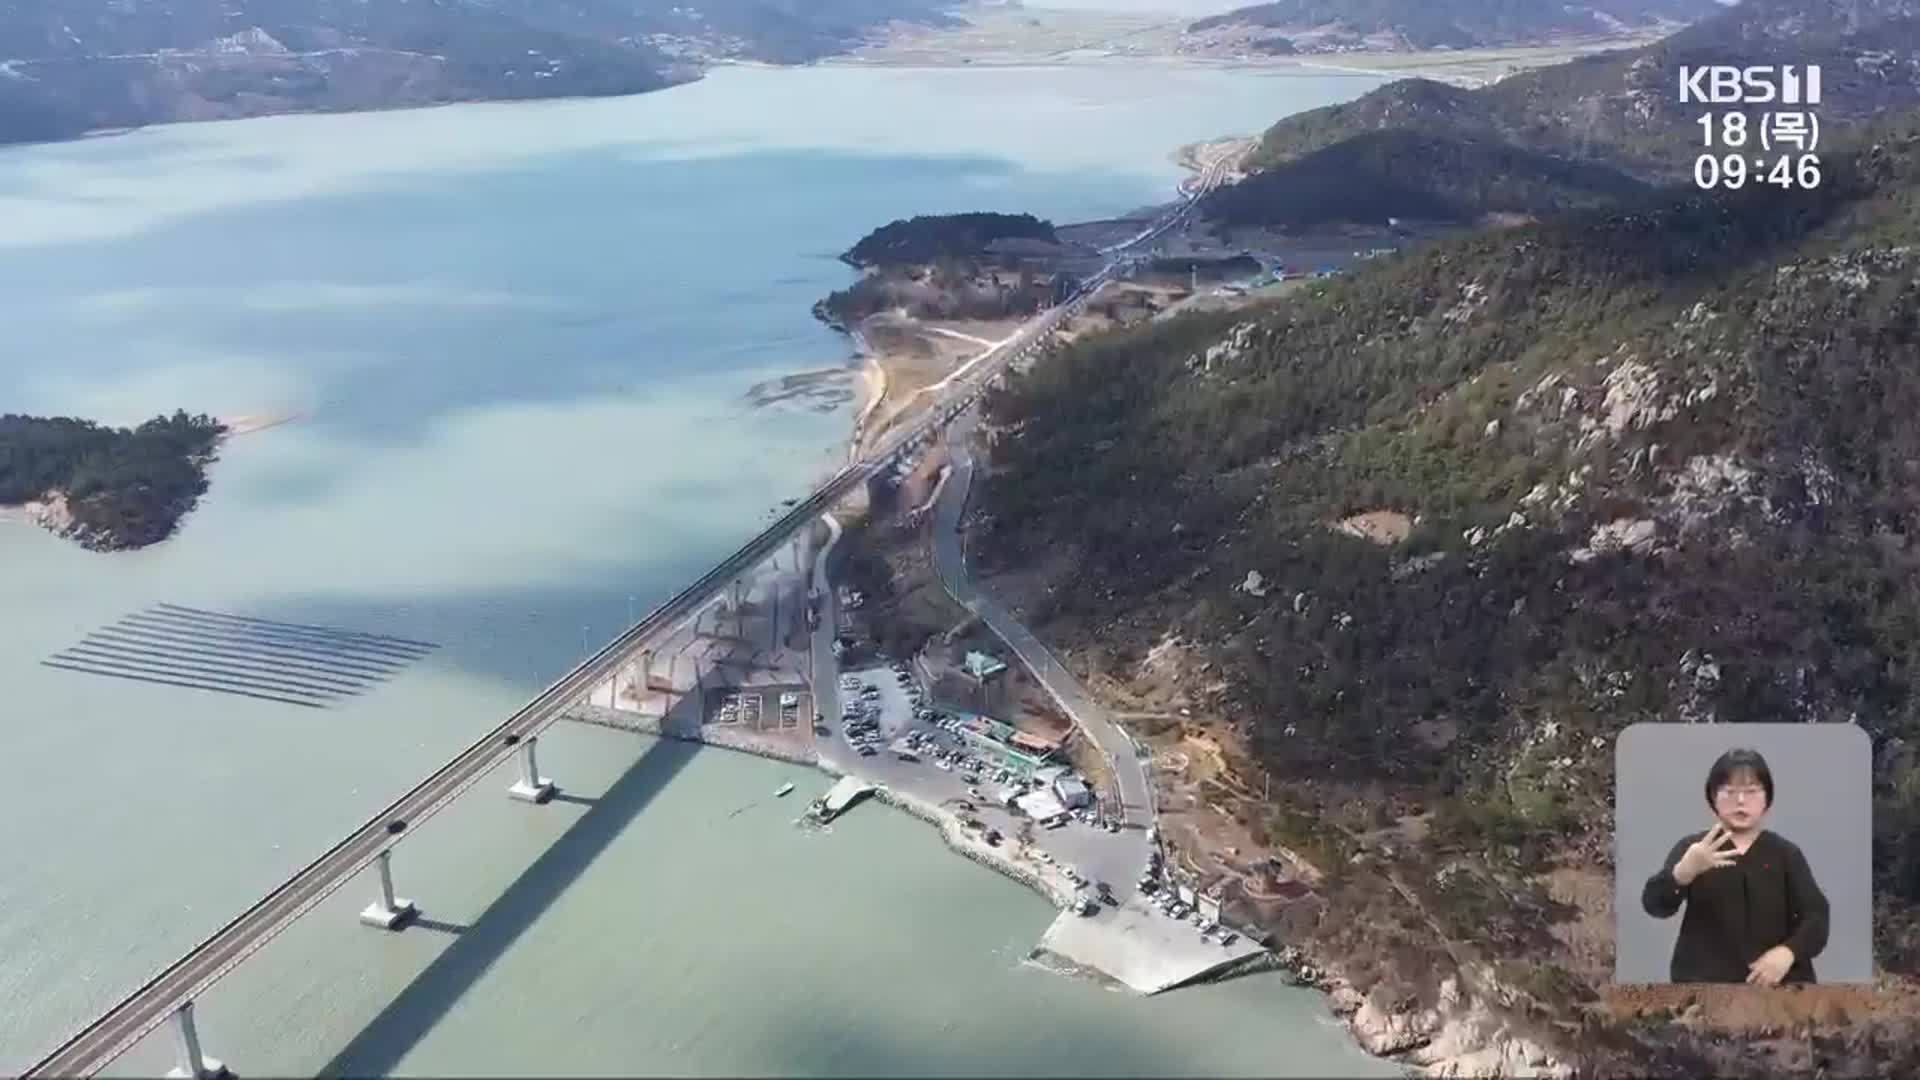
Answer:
[
  {"left": 963, "top": 650, "right": 1008, "bottom": 681},
  {"left": 953, "top": 712, "right": 1054, "bottom": 774}
]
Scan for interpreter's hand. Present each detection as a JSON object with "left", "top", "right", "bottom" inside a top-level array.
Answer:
[
  {"left": 1747, "top": 945, "right": 1795, "bottom": 986},
  {"left": 1672, "top": 823, "right": 1738, "bottom": 886}
]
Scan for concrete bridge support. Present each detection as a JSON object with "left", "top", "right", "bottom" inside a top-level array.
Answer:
[
  {"left": 358, "top": 850, "right": 417, "bottom": 930},
  {"left": 164, "top": 1001, "right": 231, "bottom": 1080},
  {"left": 506, "top": 735, "right": 555, "bottom": 804}
]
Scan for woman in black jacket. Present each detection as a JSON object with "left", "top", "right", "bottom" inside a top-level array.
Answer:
[{"left": 1641, "top": 748, "right": 1830, "bottom": 984}]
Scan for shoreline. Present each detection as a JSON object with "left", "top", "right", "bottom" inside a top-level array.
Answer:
[
  {"left": 565, "top": 703, "right": 1081, "bottom": 910},
  {"left": 794, "top": 149, "right": 1570, "bottom": 1073},
  {"left": 1, "top": 411, "right": 296, "bottom": 548}
]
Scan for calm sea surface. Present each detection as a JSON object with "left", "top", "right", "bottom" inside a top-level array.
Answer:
[{"left": 0, "top": 63, "right": 1398, "bottom": 1075}]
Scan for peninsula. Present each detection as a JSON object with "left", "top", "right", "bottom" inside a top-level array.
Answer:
[
  {"left": 0, "top": 411, "right": 226, "bottom": 552},
  {"left": 0, "top": 0, "right": 964, "bottom": 147},
  {"left": 805, "top": 1, "right": 1920, "bottom": 1075}
]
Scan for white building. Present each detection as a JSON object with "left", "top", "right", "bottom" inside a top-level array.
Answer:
[
  {"left": 1052, "top": 775, "right": 1092, "bottom": 810},
  {"left": 1015, "top": 790, "right": 1069, "bottom": 823}
]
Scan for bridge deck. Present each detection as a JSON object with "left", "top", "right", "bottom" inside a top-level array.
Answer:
[{"left": 23, "top": 169, "right": 1223, "bottom": 1078}]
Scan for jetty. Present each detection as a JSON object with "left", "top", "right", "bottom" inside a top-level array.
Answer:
[{"left": 810, "top": 776, "right": 877, "bottom": 823}]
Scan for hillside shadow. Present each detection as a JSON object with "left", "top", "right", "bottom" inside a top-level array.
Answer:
[{"left": 320, "top": 736, "right": 702, "bottom": 1075}]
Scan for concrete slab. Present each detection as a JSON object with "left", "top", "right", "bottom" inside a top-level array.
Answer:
[
  {"left": 1036, "top": 892, "right": 1264, "bottom": 994},
  {"left": 818, "top": 775, "right": 876, "bottom": 819}
]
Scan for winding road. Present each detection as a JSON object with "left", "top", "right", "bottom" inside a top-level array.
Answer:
[{"left": 932, "top": 409, "right": 1155, "bottom": 882}]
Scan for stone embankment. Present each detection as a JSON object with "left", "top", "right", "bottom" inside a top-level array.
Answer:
[
  {"left": 568, "top": 703, "right": 1080, "bottom": 909},
  {"left": 868, "top": 785, "right": 1078, "bottom": 909}
]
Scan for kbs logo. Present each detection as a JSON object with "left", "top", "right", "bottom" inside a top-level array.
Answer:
[{"left": 1679, "top": 65, "right": 1822, "bottom": 105}]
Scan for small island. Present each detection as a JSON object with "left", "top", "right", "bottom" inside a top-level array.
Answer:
[
  {"left": 841, "top": 212, "right": 1059, "bottom": 268},
  {"left": 810, "top": 191, "right": 1284, "bottom": 456},
  {"left": 0, "top": 411, "right": 227, "bottom": 552},
  {"left": 815, "top": 212, "right": 1083, "bottom": 331}
]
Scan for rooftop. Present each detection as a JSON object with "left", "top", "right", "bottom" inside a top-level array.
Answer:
[{"left": 964, "top": 650, "right": 1008, "bottom": 679}]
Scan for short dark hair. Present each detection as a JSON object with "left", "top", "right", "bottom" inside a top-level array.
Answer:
[{"left": 1705, "top": 747, "right": 1774, "bottom": 808}]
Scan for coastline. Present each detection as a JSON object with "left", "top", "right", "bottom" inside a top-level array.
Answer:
[
  {"left": 0, "top": 411, "right": 294, "bottom": 551},
  {"left": 795, "top": 150, "right": 1580, "bottom": 1074},
  {"left": 564, "top": 703, "right": 1081, "bottom": 911}
]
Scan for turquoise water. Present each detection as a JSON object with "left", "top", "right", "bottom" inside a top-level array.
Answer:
[{"left": 0, "top": 63, "right": 1396, "bottom": 1075}]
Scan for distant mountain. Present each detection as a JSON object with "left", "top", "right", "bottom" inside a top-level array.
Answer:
[
  {"left": 0, "top": 0, "right": 962, "bottom": 145},
  {"left": 1207, "top": 0, "right": 1920, "bottom": 226},
  {"left": 1247, "top": 0, "right": 1920, "bottom": 177},
  {"left": 1187, "top": 0, "right": 1721, "bottom": 52}
]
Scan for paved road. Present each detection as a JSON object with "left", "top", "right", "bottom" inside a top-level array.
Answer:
[
  {"left": 932, "top": 409, "right": 1156, "bottom": 883},
  {"left": 808, "top": 513, "right": 844, "bottom": 735},
  {"left": 27, "top": 143, "right": 1241, "bottom": 1078}
]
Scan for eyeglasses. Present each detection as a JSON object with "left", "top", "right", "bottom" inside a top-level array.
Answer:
[{"left": 1715, "top": 785, "right": 1767, "bottom": 801}]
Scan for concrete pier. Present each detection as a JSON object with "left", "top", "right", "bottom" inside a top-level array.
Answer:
[
  {"left": 814, "top": 775, "right": 876, "bottom": 821},
  {"left": 357, "top": 850, "right": 418, "bottom": 931},
  {"left": 164, "top": 1002, "right": 231, "bottom": 1080},
  {"left": 1035, "top": 893, "right": 1265, "bottom": 993},
  {"left": 506, "top": 735, "right": 555, "bottom": 803}
]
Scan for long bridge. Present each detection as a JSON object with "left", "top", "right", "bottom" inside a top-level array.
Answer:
[{"left": 21, "top": 152, "right": 1235, "bottom": 1080}]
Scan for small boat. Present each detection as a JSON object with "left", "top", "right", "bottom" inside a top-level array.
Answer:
[{"left": 775, "top": 782, "right": 796, "bottom": 798}]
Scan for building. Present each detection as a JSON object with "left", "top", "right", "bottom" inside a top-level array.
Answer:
[
  {"left": 963, "top": 650, "right": 1007, "bottom": 680},
  {"left": 962, "top": 650, "right": 1009, "bottom": 711},
  {"left": 952, "top": 713, "right": 1057, "bottom": 774},
  {"left": 1016, "top": 789, "right": 1069, "bottom": 823},
  {"left": 1008, "top": 730, "right": 1059, "bottom": 757},
  {"left": 1033, "top": 764, "right": 1072, "bottom": 785},
  {"left": 1053, "top": 775, "right": 1092, "bottom": 810}
]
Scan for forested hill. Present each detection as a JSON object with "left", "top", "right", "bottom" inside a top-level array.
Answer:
[
  {"left": 976, "top": 110, "right": 1920, "bottom": 1073},
  {"left": 842, "top": 212, "right": 1059, "bottom": 268},
  {"left": 1, "top": 411, "right": 227, "bottom": 551},
  {"left": 1197, "top": 0, "right": 1920, "bottom": 229},
  {"left": 1246, "top": 0, "right": 1920, "bottom": 180},
  {"left": 1188, "top": 0, "right": 1720, "bottom": 52},
  {"left": 1199, "top": 128, "right": 1651, "bottom": 229},
  {"left": 0, "top": 0, "right": 962, "bottom": 145}
]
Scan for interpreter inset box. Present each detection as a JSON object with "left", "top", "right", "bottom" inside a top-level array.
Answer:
[{"left": 1614, "top": 723, "right": 1872, "bottom": 985}]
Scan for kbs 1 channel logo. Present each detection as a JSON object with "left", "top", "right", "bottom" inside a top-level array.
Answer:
[{"left": 1682, "top": 65, "right": 1825, "bottom": 192}]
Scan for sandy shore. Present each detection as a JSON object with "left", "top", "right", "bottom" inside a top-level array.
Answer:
[{"left": 831, "top": 4, "right": 1668, "bottom": 89}]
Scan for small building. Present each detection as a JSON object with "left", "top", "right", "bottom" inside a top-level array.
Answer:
[
  {"left": 963, "top": 650, "right": 1008, "bottom": 680},
  {"left": 1008, "top": 730, "right": 1059, "bottom": 757},
  {"left": 1016, "top": 790, "right": 1069, "bottom": 822},
  {"left": 1053, "top": 775, "right": 1092, "bottom": 810},
  {"left": 1033, "top": 764, "right": 1072, "bottom": 785},
  {"left": 953, "top": 713, "right": 1052, "bottom": 773}
]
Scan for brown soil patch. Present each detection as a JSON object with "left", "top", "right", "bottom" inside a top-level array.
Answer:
[
  {"left": 1333, "top": 509, "right": 1413, "bottom": 545},
  {"left": 1600, "top": 980, "right": 1920, "bottom": 1031}
]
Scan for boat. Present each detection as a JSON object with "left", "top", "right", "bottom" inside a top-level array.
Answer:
[{"left": 776, "top": 781, "right": 795, "bottom": 798}]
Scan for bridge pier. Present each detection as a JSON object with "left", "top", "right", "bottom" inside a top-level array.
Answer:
[
  {"left": 165, "top": 1001, "right": 232, "bottom": 1080},
  {"left": 359, "top": 849, "right": 418, "bottom": 930},
  {"left": 506, "top": 735, "right": 556, "bottom": 803}
]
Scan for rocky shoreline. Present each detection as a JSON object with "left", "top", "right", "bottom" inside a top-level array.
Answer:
[{"left": 564, "top": 710, "right": 1566, "bottom": 1075}]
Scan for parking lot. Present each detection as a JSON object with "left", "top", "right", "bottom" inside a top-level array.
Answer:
[
  {"left": 1037, "top": 888, "right": 1266, "bottom": 994},
  {"left": 704, "top": 685, "right": 810, "bottom": 731},
  {"left": 824, "top": 663, "right": 1151, "bottom": 907}
]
